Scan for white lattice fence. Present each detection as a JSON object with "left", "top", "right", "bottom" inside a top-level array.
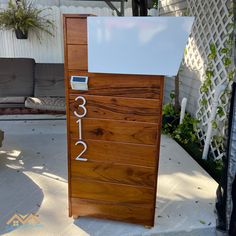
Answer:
[{"left": 184, "top": 0, "right": 234, "bottom": 160}]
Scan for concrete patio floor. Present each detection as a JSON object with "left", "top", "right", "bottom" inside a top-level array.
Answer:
[{"left": 0, "top": 118, "right": 218, "bottom": 236}]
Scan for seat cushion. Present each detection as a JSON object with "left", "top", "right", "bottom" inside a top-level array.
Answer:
[
  {"left": 0, "top": 130, "right": 4, "bottom": 147},
  {"left": 25, "top": 97, "right": 65, "bottom": 112},
  {"left": 0, "top": 97, "right": 25, "bottom": 104},
  {"left": 0, "top": 58, "right": 35, "bottom": 96},
  {"left": 34, "top": 63, "right": 65, "bottom": 97}
]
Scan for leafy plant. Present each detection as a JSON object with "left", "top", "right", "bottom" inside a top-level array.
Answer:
[
  {"left": 173, "top": 113, "right": 199, "bottom": 145},
  {"left": 0, "top": 0, "right": 54, "bottom": 39},
  {"left": 162, "top": 91, "right": 176, "bottom": 116},
  {"left": 152, "top": 0, "right": 158, "bottom": 9},
  {"left": 162, "top": 91, "right": 180, "bottom": 134}
]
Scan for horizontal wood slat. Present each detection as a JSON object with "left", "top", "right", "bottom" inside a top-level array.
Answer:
[
  {"left": 66, "top": 18, "right": 87, "bottom": 45},
  {"left": 71, "top": 178, "right": 155, "bottom": 205},
  {"left": 70, "top": 117, "right": 158, "bottom": 145},
  {"left": 70, "top": 138, "right": 157, "bottom": 167},
  {"left": 71, "top": 198, "right": 154, "bottom": 226},
  {"left": 67, "top": 71, "right": 163, "bottom": 99},
  {"left": 67, "top": 45, "right": 88, "bottom": 70},
  {"left": 71, "top": 160, "right": 155, "bottom": 187},
  {"left": 69, "top": 95, "right": 161, "bottom": 123},
  {"left": 64, "top": 15, "right": 163, "bottom": 226}
]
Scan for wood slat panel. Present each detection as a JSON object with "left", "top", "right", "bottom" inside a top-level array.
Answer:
[
  {"left": 71, "top": 178, "right": 155, "bottom": 205},
  {"left": 70, "top": 139, "right": 157, "bottom": 167},
  {"left": 64, "top": 15, "right": 163, "bottom": 226},
  {"left": 69, "top": 95, "right": 160, "bottom": 123},
  {"left": 70, "top": 117, "right": 158, "bottom": 145},
  {"left": 67, "top": 71, "right": 163, "bottom": 99},
  {"left": 71, "top": 198, "right": 154, "bottom": 226},
  {"left": 71, "top": 161, "right": 155, "bottom": 187},
  {"left": 67, "top": 45, "right": 88, "bottom": 70},
  {"left": 66, "top": 18, "right": 87, "bottom": 45}
]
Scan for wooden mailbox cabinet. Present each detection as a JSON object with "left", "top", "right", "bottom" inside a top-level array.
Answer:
[{"left": 63, "top": 14, "right": 164, "bottom": 226}]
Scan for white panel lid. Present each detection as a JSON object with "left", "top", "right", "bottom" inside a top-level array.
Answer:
[{"left": 87, "top": 16, "right": 194, "bottom": 76}]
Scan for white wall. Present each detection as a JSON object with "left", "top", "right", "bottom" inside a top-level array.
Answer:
[
  {"left": 0, "top": 5, "right": 157, "bottom": 63},
  {"left": 0, "top": 6, "right": 129, "bottom": 63},
  {"left": 0, "top": 0, "right": 132, "bottom": 8}
]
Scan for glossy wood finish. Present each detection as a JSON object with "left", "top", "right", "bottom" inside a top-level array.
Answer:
[
  {"left": 70, "top": 117, "right": 158, "bottom": 145},
  {"left": 69, "top": 95, "right": 161, "bottom": 123},
  {"left": 71, "top": 160, "right": 155, "bottom": 187},
  {"left": 66, "top": 18, "right": 87, "bottom": 44},
  {"left": 64, "top": 15, "right": 164, "bottom": 227},
  {"left": 67, "top": 45, "right": 88, "bottom": 70},
  {"left": 71, "top": 178, "right": 154, "bottom": 205},
  {"left": 67, "top": 71, "right": 163, "bottom": 99},
  {"left": 70, "top": 139, "right": 157, "bottom": 167},
  {"left": 71, "top": 198, "right": 153, "bottom": 225}
]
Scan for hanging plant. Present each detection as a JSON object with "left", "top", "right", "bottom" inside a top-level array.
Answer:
[{"left": 0, "top": 0, "right": 54, "bottom": 39}]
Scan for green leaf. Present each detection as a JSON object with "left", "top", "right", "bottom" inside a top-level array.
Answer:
[
  {"left": 199, "top": 220, "right": 206, "bottom": 225},
  {"left": 217, "top": 106, "right": 225, "bottom": 118},
  {"left": 228, "top": 70, "right": 235, "bottom": 81},
  {"left": 220, "top": 48, "right": 229, "bottom": 54},
  {"left": 223, "top": 57, "right": 232, "bottom": 67},
  {"left": 206, "top": 70, "right": 213, "bottom": 79},
  {"left": 170, "top": 91, "right": 175, "bottom": 100},
  {"left": 200, "top": 85, "right": 208, "bottom": 93},
  {"left": 200, "top": 98, "right": 208, "bottom": 106},
  {"left": 210, "top": 43, "right": 216, "bottom": 54},
  {"left": 211, "top": 120, "right": 218, "bottom": 129}
]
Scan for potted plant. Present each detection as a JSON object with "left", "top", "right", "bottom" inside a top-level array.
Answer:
[{"left": 0, "top": 0, "right": 54, "bottom": 39}]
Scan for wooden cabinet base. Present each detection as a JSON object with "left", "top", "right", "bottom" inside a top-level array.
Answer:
[
  {"left": 64, "top": 14, "right": 163, "bottom": 227},
  {"left": 71, "top": 198, "right": 154, "bottom": 226}
]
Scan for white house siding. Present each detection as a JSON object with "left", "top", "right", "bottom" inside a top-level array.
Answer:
[
  {"left": 158, "top": 0, "right": 201, "bottom": 115},
  {"left": 0, "top": 0, "right": 132, "bottom": 8}
]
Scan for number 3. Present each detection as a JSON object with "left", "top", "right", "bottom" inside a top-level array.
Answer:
[{"left": 74, "top": 96, "right": 87, "bottom": 118}]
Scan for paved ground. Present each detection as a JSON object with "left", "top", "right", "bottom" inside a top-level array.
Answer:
[{"left": 0, "top": 119, "right": 218, "bottom": 236}]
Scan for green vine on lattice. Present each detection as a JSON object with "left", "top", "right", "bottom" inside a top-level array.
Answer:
[{"left": 198, "top": 5, "right": 235, "bottom": 150}]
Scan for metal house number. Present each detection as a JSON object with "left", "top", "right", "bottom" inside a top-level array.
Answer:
[{"left": 74, "top": 96, "right": 88, "bottom": 161}]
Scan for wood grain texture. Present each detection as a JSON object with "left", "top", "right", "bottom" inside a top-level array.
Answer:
[
  {"left": 71, "top": 178, "right": 154, "bottom": 206},
  {"left": 70, "top": 138, "right": 157, "bottom": 167},
  {"left": 63, "top": 14, "right": 72, "bottom": 217},
  {"left": 71, "top": 160, "right": 155, "bottom": 187},
  {"left": 69, "top": 95, "right": 160, "bottom": 123},
  {"left": 71, "top": 198, "right": 154, "bottom": 226},
  {"left": 67, "top": 71, "right": 163, "bottom": 99},
  {"left": 64, "top": 15, "right": 163, "bottom": 226},
  {"left": 67, "top": 45, "right": 88, "bottom": 70},
  {"left": 66, "top": 18, "right": 87, "bottom": 45},
  {"left": 70, "top": 117, "right": 158, "bottom": 145}
]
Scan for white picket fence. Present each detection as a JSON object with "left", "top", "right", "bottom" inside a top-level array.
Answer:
[{"left": 0, "top": 5, "right": 158, "bottom": 63}]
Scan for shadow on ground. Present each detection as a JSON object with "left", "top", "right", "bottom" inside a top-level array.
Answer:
[{"left": 0, "top": 151, "right": 43, "bottom": 235}]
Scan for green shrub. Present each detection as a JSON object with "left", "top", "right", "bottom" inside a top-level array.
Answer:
[{"left": 173, "top": 113, "right": 199, "bottom": 145}]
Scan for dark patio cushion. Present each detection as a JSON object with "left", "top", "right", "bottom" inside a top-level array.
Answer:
[
  {"left": 34, "top": 63, "right": 65, "bottom": 97},
  {"left": 0, "top": 97, "right": 25, "bottom": 104},
  {"left": 25, "top": 97, "right": 65, "bottom": 111},
  {"left": 0, "top": 58, "right": 35, "bottom": 97},
  {"left": 0, "top": 130, "right": 4, "bottom": 147}
]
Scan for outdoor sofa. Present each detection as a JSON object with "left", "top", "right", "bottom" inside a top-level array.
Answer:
[{"left": 0, "top": 58, "right": 65, "bottom": 112}]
